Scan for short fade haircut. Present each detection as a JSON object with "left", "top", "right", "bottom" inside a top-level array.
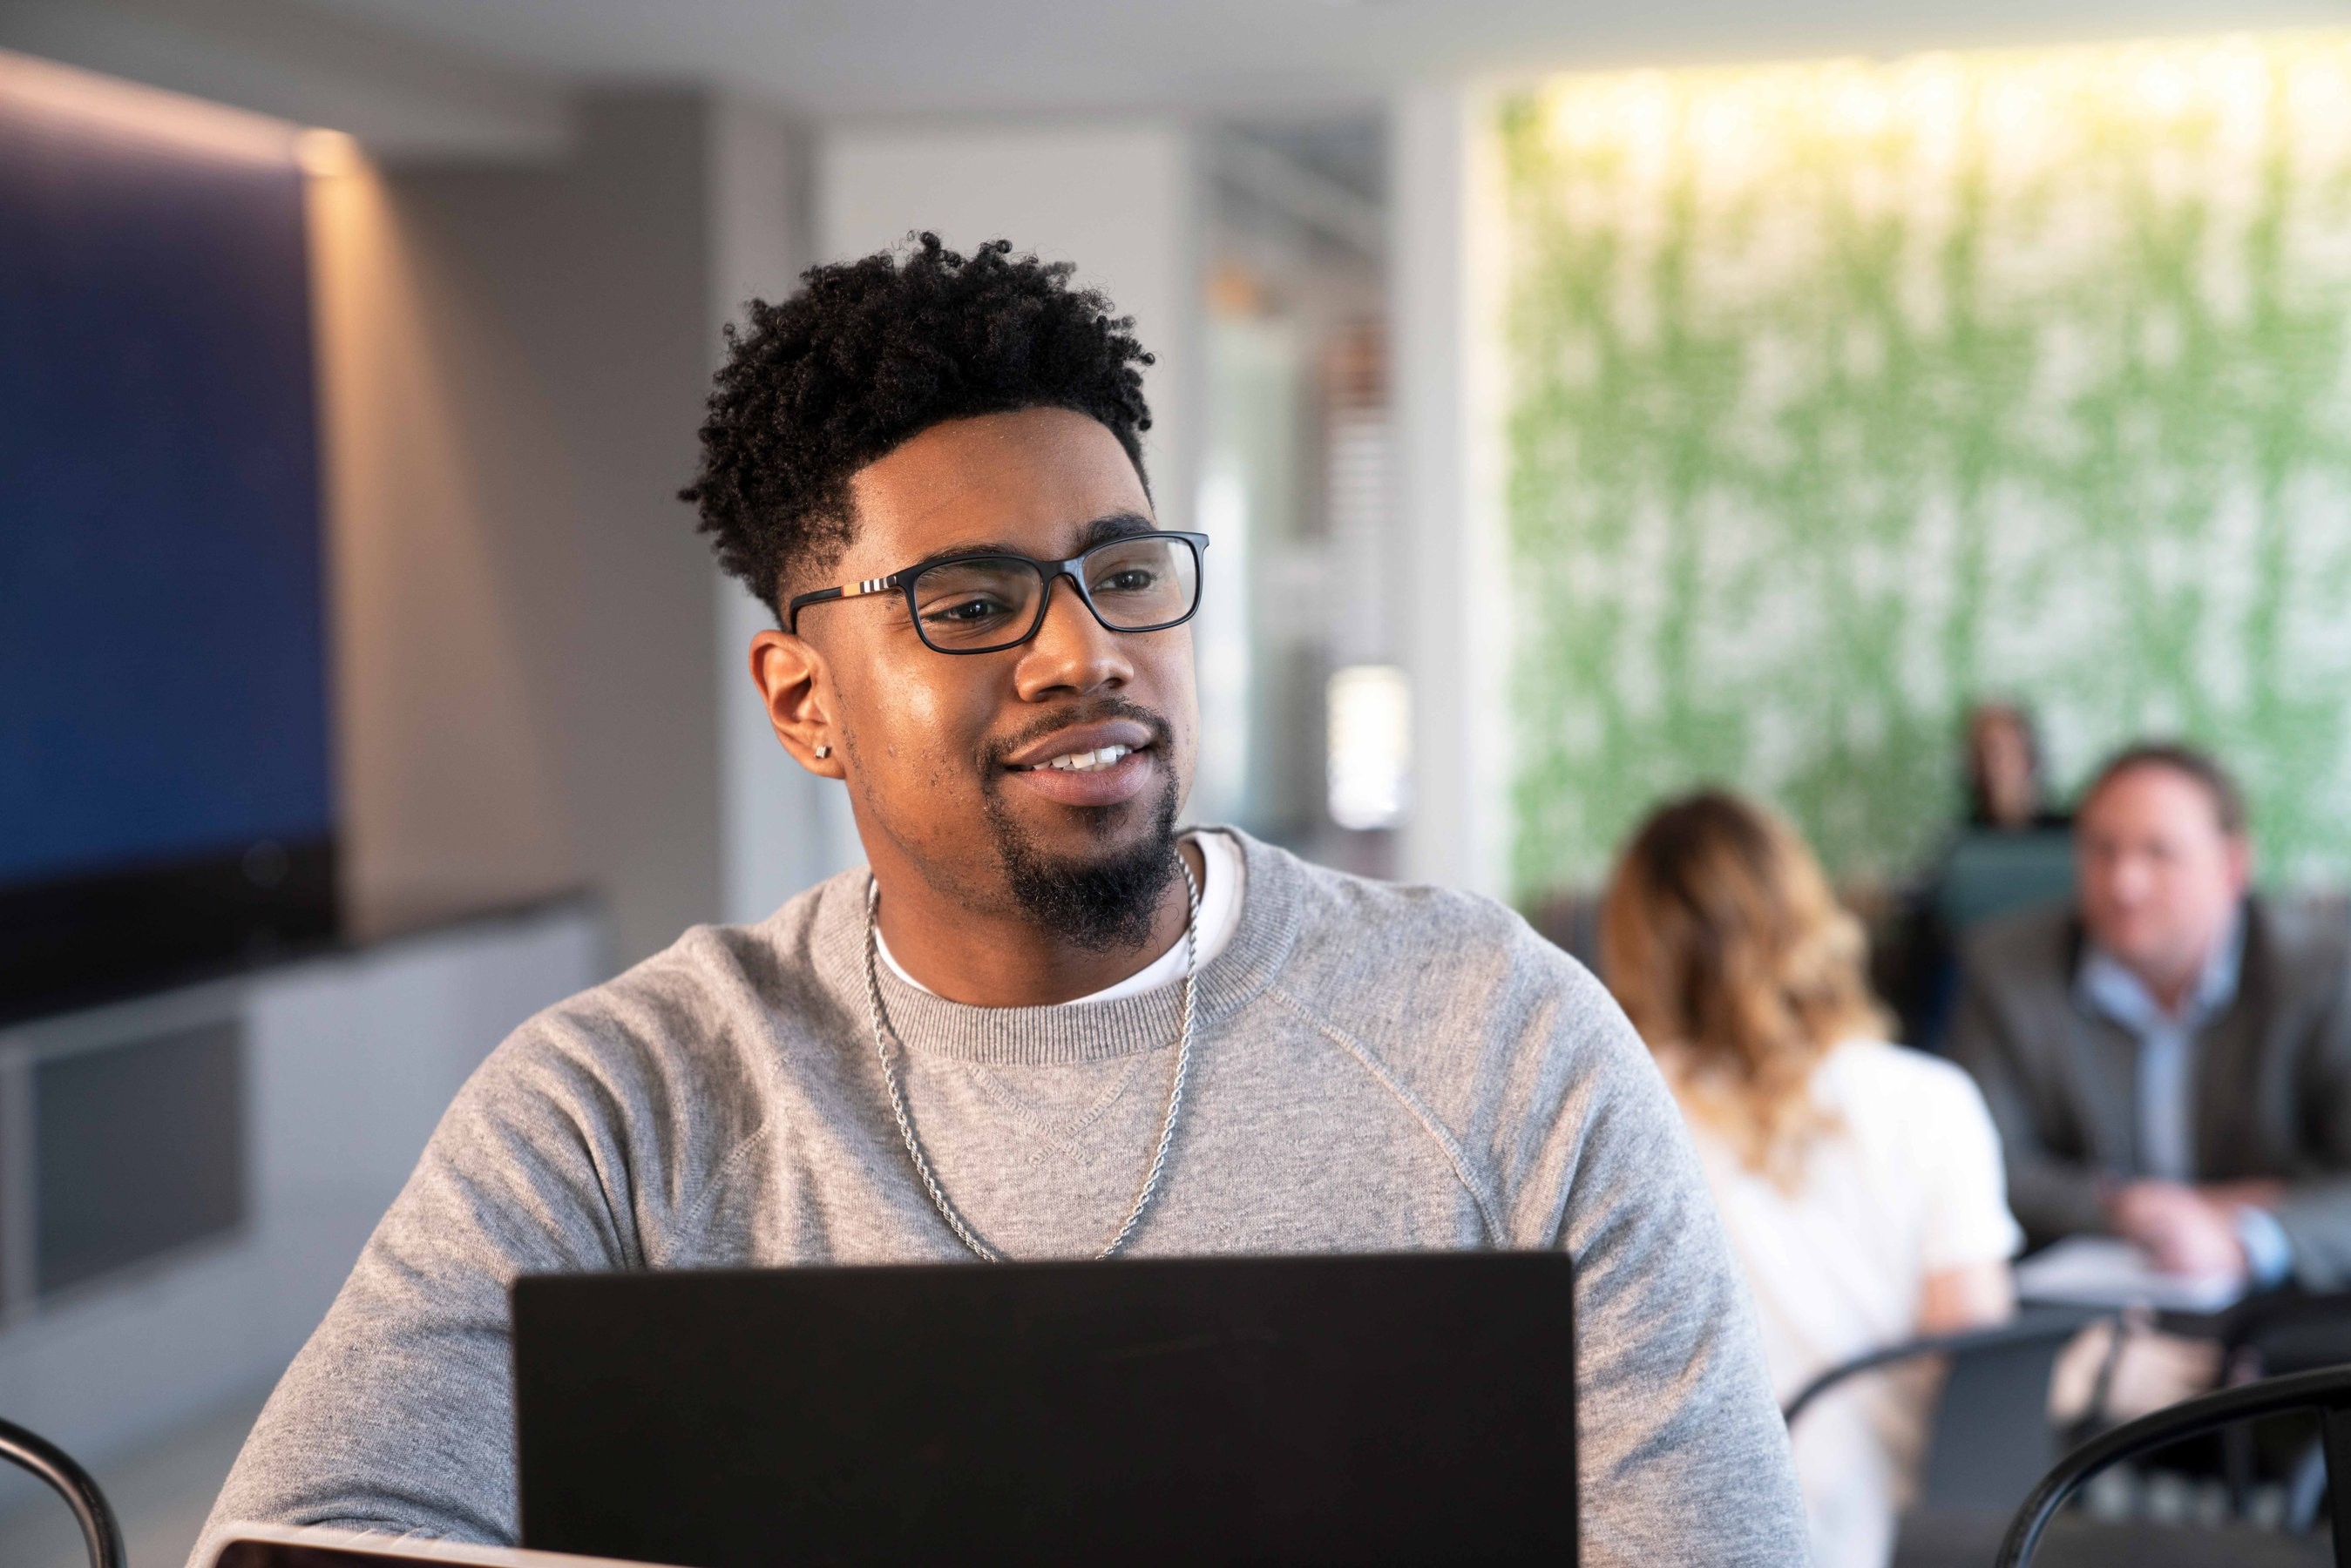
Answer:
[
  {"left": 679, "top": 233, "right": 1155, "bottom": 616},
  {"left": 2082, "top": 740, "right": 2248, "bottom": 837}
]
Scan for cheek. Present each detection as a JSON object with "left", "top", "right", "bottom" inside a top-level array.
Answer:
[
  {"left": 1137, "top": 640, "right": 1201, "bottom": 743},
  {"left": 845, "top": 659, "right": 997, "bottom": 790}
]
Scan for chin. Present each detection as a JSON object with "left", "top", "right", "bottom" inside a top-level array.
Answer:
[
  {"left": 2109, "top": 933, "right": 2174, "bottom": 972},
  {"left": 985, "top": 773, "right": 1184, "bottom": 954},
  {"left": 1034, "top": 798, "right": 1167, "bottom": 862}
]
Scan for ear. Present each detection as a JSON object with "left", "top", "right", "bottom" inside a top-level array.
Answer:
[
  {"left": 749, "top": 629, "right": 844, "bottom": 779},
  {"left": 2224, "top": 832, "right": 2253, "bottom": 894}
]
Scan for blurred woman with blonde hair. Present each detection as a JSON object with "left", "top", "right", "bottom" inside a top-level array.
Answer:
[{"left": 1602, "top": 790, "right": 2019, "bottom": 1568}]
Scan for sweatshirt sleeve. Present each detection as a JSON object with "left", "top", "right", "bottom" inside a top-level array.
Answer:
[
  {"left": 1535, "top": 954, "right": 1812, "bottom": 1567},
  {"left": 187, "top": 1022, "right": 647, "bottom": 1564}
]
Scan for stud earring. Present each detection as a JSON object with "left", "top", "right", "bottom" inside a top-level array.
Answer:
[{"left": 813, "top": 743, "right": 831, "bottom": 760}]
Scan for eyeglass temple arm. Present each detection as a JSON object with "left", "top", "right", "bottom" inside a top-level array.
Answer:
[{"left": 784, "top": 575, "right": 898, "bottom": 633}]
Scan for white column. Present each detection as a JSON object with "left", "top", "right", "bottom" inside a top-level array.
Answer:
[
  {"left": 709, "top": 97, "right": 863, "bottom": 922},
  {"left": 1392, "top": 84, "right": 1509, "bottom": 897}
]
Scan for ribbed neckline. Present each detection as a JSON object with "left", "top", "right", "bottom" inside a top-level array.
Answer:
[{"left": 808, "top": 828, "right": 1301, "bottom": 1066}]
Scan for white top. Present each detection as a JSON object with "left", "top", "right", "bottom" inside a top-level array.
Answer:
[
  {"left": 1675, "top": 1039, "right": 2022, "bottom": 1568},
  {"left": 875, "top": 828, "right": 1245, "bottom": 1005}
]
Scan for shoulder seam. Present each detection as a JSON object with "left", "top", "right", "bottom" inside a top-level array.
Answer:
[
  {"left": 671, "top": 1118, "right": 775, "bottom": 1260},
  {"left": 1264, "top": 986, "right": 1508, "bottom": 1240}
]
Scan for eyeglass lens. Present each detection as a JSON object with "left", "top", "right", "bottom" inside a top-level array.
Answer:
[{"left": 909, "top": 536, "right": 1201, "bottom": 652}]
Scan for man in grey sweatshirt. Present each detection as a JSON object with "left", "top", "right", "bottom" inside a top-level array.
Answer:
[{"left": 198, "top": 236, "right": 1806, "bottom": 1565}]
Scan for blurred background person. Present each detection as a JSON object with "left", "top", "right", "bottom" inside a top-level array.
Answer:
[
  {"left": 1887, "top": 700, "right": 2077, "bottom": 1052},
  {"left": 1602, "top": 790, "right": 2019, "bottom": 1568},
  {"left": 1950, "top": 743, "right": 2351, "bottom": 1288},
  {"left": 1964, "top": 701, "right": 2063, "bottom": 835}
]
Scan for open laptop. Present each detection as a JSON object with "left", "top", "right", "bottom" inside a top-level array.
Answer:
[{"left": 512, "top": 1252, "right": 1576, "bottom": 1567}]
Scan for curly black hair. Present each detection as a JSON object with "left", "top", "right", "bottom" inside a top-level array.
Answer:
[{"left": 681, "top": 233, "right": 1156, "bottom": 615}]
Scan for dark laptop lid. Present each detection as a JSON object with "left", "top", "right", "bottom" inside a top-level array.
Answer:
[{"left": 512, "top": 1252, "right": 1575, "bottom": 1568}]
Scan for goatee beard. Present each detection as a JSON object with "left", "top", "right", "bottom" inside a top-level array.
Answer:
[{"left": 982, "top": 754, "right": 1183, "bottom": 956}]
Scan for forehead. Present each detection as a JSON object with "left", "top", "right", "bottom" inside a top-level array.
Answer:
[
  {"left": 843, "top": 408, "right": 1150, "bottom": 571},
  {"left": 2083, "top": 765, "right": 2224, "bottom": 837}
]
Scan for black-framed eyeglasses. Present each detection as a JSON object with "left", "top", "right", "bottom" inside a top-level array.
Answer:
[{"left": 787, "top": 531, "right": 1209, "bottom": 655}]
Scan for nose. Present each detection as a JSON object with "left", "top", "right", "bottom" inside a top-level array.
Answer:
[
  {"left": 2104, "top": 853, "right": 2153, "bottom": 908},
  {"left": 1012, "top": 571, "right": 1132, "bottom": 701}
]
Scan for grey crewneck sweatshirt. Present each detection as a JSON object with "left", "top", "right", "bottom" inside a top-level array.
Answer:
[{"left": 197, "top": 831, "right": 1806, "bottom": 1565}]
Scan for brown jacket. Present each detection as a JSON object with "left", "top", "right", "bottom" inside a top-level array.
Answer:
[{"left": 1948, "top": 896, "right": 2351, "bottom": 1288}]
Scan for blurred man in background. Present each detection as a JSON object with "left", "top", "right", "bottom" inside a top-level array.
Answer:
[{"left": 1951, "top": 743, "right": 2351, "bottom": 1288}]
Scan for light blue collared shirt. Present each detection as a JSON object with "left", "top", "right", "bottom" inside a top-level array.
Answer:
[{"left": 2075, "top": 909, "right": 2291, "bottom": 1285}]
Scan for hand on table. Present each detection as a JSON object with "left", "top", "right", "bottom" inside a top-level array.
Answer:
[
  {"left": 2050, "top": 1312, "right": 2224, "bottom": 1423},
  {"left": 2104, "top": 1179, "right": 2252, "bottom": 1281}
]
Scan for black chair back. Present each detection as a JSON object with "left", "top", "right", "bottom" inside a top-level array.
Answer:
[
  {"left": 1923, "top": 1314, "right": 2097, "bottom": 1511},
  {"left": 1784, "top": 1306, "right": 2103, "bottom": 1517},
  {"left": 0, "top": 1416, "right": 125, "bottom": 1568},
  {"left": 1997, "top": 1362, "right": 2351, "bottom": 1567}
]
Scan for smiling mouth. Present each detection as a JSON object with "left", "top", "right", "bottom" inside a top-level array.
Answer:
[
  {"left": 1021, "top": 744, "right": 1141, "bottom": 774},
  {"left": 992, "top": 707, "right": 1169, "bottom": 808}
]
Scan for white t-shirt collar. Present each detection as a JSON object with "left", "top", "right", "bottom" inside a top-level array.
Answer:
[{"left": 873, "top": 829, "right": 1244, "bottom": 1006}]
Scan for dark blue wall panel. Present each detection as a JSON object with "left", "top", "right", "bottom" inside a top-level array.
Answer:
[{"left": 0, "top": 95, "right": 331, "bottom": 886}]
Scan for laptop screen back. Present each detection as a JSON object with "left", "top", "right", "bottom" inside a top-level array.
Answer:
[{"left": 512, "top": 1252, "right": 1576, "bottom": 1567}]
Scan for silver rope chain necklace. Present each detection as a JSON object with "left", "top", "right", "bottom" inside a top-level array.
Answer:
[{"left": 862, "top": 854, "right": 1200, "bottom": 1262}]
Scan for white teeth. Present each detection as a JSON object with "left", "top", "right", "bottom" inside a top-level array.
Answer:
[{"left": 1039, "top": 745, "right": 1133, "bottom": 773}]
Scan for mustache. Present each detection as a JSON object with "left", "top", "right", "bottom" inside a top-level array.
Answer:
[{"left": 981, "top": 697, "right": 1176, "bottom": 773}]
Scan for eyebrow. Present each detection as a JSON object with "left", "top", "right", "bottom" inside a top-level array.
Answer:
[
  {"left": 898, "top": 511, "right": 1157, "bottom": 576},
  {"left": 1074, "top": 510, "right": 1157, "bottom": 551}
]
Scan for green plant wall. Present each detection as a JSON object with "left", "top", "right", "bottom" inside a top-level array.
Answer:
[{"left": 1499, "top": 37, "right": 2351, "bottom": 897}]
